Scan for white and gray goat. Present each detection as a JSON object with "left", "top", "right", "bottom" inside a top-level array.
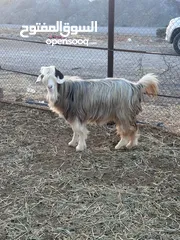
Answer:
[{"left": 36, "top": 66, "right": 158, "bottom": 151}]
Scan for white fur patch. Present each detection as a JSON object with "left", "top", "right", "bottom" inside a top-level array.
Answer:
[{"left": 46, "top": 77, "right": 58, "bottom": 103}]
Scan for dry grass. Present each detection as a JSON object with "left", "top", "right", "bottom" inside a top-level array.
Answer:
[{"left": 0, "top": 102, "right": 179, "bottom": 240}]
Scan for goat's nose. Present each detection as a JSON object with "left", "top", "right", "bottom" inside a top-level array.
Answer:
[{"left": 48, "top": 85, "right": 53, "bottom": 90}]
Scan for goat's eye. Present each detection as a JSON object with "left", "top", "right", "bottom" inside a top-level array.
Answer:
[{"left": 41, "top": 74, "right": 44, "bottom": 79}]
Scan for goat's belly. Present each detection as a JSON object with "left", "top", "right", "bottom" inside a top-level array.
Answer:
[{"left": 87, "top": 114, "right": 115, "bottom": 125}]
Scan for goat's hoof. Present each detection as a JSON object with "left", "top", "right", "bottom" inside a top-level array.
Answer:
[
  {"left": 126, "top": 143, "right": 132, "bottom": 149},
  {"left": 115, "top": 144, "right": 125, "bottom": 150},
  {"left": 68, "top": 141, "right": 77, "bottom": 147},
  {"left": 76, "top": 145, "right": 86, "bottom": 152},
  {"left": 126, "top": 142, "right": 138, "bottom": 149}
]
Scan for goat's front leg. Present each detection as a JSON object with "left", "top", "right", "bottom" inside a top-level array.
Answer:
[
  {"left": 68, "top": 131, "right": 79, "bottom": 147},
  {"left": 69, "top": 119, "right": 88, "bottom": 151},
  {"left": 76, "top": 125, "right": 89, "bottom": 151},
  {"left": 76, "top": 130, "right": 87, "bottom": 151}
]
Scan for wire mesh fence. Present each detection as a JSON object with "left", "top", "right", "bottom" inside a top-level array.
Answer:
[{"left": 0, "top": 0, "right": 179, "bottom": 133}]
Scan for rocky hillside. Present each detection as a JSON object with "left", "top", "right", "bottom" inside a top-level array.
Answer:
[{"left": 0, "top": 0, "right": 179, "bottom": 27}]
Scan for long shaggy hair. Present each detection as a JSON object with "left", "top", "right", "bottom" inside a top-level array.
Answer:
[{"left": 39, "top": 72, "right": 158, "bottom": 151}]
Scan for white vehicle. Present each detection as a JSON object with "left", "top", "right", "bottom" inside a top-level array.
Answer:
[{"left": 165, "top": 17, "right": 180, "bottom": 55}]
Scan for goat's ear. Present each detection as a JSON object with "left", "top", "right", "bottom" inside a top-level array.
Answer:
[
  {"left": 40, "top": 67, "right": 45, "bottom": 74},
  {"left": 36, "top": 75, "right": 42, "bottom": 83},
  {"left": 55, "top": 68, "right": 64, "bottom": 79}
]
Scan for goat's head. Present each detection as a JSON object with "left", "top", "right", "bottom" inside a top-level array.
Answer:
[
  {"left": 42, "top": 74, "right": 64, "bottom": 103},
  {"left": 36, "top": 66, "right": 64, "bottom": 84}
]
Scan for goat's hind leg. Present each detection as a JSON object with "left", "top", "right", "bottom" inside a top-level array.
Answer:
[
  {"left": 115, "top": 124, "right": 129, "bottom": 149},
  {"left": 115, "top": 136, "right": 129, "bottom": 149},
  {"left": 115, "top": 124, "right": 139, "bottom": 149},
  {"left": 115, "top": 123, "right": 139, "bottom": 150},
  {"left": 126, "top": 128, "right": 139, "bottom": 149}
]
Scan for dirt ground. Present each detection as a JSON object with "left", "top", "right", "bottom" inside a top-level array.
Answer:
[{"left": 0, "top": 102, "right": 179, "bottom": 240}]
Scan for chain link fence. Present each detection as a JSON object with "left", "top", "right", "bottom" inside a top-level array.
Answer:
[{"left": 0, "top": 0, "right": 179, "bottom": 133}]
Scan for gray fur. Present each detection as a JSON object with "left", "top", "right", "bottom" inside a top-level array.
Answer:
[{"left": 48, "top": 77, "right": 143, "bottom": 129}]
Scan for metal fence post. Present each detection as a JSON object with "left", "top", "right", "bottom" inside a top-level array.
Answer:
[{"left": 107, "top": 0, "right": 115, "bottom": 77}]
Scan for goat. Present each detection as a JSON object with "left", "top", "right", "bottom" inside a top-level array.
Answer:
[{"left": 36, "top": 66, "right": 158, "bottom": 151}]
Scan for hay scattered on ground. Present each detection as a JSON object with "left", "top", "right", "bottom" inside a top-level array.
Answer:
[{"left": 0, "top": 103, "right": 179, "bottom": 240}]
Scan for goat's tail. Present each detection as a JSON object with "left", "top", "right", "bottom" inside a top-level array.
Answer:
[{"left": 136, "top": 73, "right": 159, "bottom": 97}]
